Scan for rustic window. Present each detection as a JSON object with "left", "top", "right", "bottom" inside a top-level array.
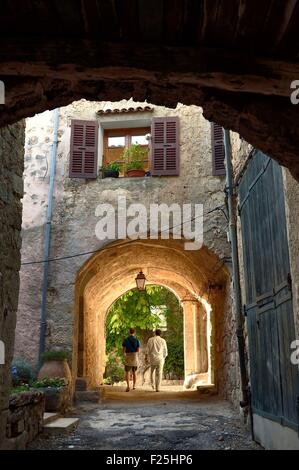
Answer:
[
  {"left": 211, "top": 122, "right": 226, "bottom": 176},
  {"left": 103, "top": 127, "right": 150, "bottom": 176}
]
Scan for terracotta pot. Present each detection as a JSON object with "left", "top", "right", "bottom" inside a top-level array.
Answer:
[
  {"left": 38, "top": 359, "right": 72, "bottom": 386},
  {"left": 127, "top": 169, "right": 146, "bottom": 177}
]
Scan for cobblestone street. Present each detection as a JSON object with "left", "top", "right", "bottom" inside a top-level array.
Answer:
[{"left": 29, "top": 388, "right": 261, "bottom": 450}]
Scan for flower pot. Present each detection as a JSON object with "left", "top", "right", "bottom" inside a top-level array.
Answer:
[
  {"left": 127, "top": 169, "right": 146, "bottom": 177},
  {"left": 38, "top": 359, "right": 72, "bottom": 387},
  {"left": 103, "top": 170, "right": 119, "bottom": 178}
]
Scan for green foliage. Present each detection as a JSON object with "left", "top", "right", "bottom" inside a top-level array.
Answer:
[
  {"left": 106, "top": 286, "right": 162, "bottom": 356},
  {"left": 32, "top": 377, "right": 66, "bottom": 389},
  {"left": 121, "top": 143, "right": 148, "bottom": 172},
  {"left": 41, "top": 350, "right": 69, "bottom": 363},
  {"left": 10, "top": 384, "right": 30, "bottom": 395},
  {"left": 10, "top": 377, "right": 66, "bottom": 394},
  {"left": 105, "top": 285, "right": 184, "bottom": 379},
  {"left": 164, "top": 342, "right": 184, "bottom": 378},
  {"left": 11, "top": 358, "right": 36, "bottom": 386},
  {"left": 102, "top": 161, "right": 121, "bottom": 172},
  {"left": 104, "top": 351, "right": 124, "bottom": 384}
]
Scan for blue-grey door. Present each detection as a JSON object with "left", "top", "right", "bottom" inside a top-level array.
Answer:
[{"left": 239, "top": 151, "right": 299, "bottom": 430}]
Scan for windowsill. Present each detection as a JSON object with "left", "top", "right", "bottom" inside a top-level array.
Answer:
[{"left": 102, "top": 176, "right": 150, "bottom": 180}]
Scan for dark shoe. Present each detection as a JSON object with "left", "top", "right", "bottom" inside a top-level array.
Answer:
[{"left": 126, "top": 387, "right": 130, "bottom": 392}]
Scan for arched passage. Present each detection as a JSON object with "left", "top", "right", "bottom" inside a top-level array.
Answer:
[{"left": 73, "top": 238, "right": 229, "bottom": 391}]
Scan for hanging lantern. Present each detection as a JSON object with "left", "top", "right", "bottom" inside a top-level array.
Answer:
[{"left": 135, "top": 271, "right": 146, "bottom": 291}]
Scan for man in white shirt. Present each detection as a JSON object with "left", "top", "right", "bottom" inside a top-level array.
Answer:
[{"left": 146, "top": 329, "right": 168, "bottom": 392}]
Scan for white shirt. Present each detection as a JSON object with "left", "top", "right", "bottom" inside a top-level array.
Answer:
[{"left": 146, "top": 336, "right": 168, "bottom": 365}]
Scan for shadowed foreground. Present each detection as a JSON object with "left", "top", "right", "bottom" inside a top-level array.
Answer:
[{"left": 29, "top": 387, "right": 261, "bottom": 450}]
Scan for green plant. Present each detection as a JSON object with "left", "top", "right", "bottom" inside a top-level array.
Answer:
[
  {"left": 120, "top": 143, "right": 148, "bottom": 173},
  {"left": 104, "top": 351, "right": 125, "bottom": 384},
  {"left": 164, "top": 342, "right": 184, "bottom": 378},
  {"left": 102, "top": 161, "right": 121, "bottom": 172},
  {"left": 41, "top": 350, "right": 69, "bottom": 363},
  {"left": 10, "top": 384, "right": 31, "bottom": 395},
  {"left": 11, "top": 358, "right": 36, "bottom": 386},
  {"left": 32, "top": 377, "right": 66, "bottom": 389}
]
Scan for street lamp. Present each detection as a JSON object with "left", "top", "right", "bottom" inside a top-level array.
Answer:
[{"left": 135, "top": 270, "right": 146, "bottom": 291}]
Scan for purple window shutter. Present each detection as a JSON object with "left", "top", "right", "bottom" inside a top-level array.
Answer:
[
  {"left": 151, "top": 117, "right": 180, "bottom": 176},
  {"left": 212, "top": 122, "right": 226, "bottom": 176},
  {"left": 69, "top": 120, "right": 98, "bottom": 178}
]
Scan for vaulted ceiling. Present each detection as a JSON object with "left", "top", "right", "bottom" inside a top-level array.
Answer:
[{"left": 1, "top": 0, "right": 299, "bottom": 178}]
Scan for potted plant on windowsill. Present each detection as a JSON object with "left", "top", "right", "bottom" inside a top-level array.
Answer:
[
  {"left": 121, "top": 143, "right": 148, "bottom": 177},
  {"left": 102, "top": 162, "right": 120, "bottom": 178}
]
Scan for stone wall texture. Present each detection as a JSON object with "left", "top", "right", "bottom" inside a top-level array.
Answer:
[
  {"left": 283, "top": 169, "right": 299, "bottom": 337},
  {"left": 0, "top": 121, "right": 25, "bottom": 449},
  {"left": 230, "top": 131, "right": 253, "bottom": 179},
  {"left": 216, "top": 280, "right": 242, "bottom": 407},
  {"left": 4, "top": 391, "right": 45, "bottom": 450}
]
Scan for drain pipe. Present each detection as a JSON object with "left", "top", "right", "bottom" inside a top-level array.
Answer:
[
  {"left": 38, "top": 108, "right": 59, "bottom": 367},
  {"left": 223, "top": 128, "right": 249, "bottom": 407}
]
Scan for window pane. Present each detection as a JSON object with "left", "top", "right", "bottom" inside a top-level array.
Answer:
[
  {"left": 131, "top": 134, "right": 148, "bottom": 145},
  {"left": 108, "top": 136, "right": 125, "bottom": 148}
]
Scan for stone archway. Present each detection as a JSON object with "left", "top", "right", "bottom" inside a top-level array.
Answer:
[
  {"left": 73, "top": 238, "right": 229, "bottom": 391},
  {"left": 2, "top": 1, "right": 299, "bottom": 179}
]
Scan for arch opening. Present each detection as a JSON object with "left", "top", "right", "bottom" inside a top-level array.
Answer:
[
  {"left": 73, "top": 238, "right": 229, "bottom": 394},
  {"left": 104, "top": 284, "right": 186, "bottom": 389}
]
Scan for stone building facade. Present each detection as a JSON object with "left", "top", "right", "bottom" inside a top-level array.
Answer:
[{"left": 15, "top": 99, "right": 241, "bottom": 400}]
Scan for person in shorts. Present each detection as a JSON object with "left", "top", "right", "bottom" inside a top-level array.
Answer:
[{"left": 122, "top": 328, "right": 140, "bottom": 392}]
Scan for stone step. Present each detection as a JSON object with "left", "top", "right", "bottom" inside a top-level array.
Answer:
[
  {"left": 196, "top": 385, "right": 217, "bottom": 395},
  {"left": 74, "top": 390, "right": 101, "bottom": 403},
  {"left": 43, "top": 412, "right": 60, "bottom": 425},
  {"left": 75, "top": 377, "right": 88, "bottom": 391},
  {"left": 43, "top": 417, "right": 79, "bottom": 435}
]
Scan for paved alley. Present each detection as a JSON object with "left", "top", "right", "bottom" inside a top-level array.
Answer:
[{"left": 29, "top": 388, "right": 261, "bottom": 450}]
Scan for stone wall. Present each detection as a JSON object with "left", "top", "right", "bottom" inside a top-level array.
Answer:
[
  {"left": 214, "top": 279, "right": 244, "bottom": 409},
  {"left": 4, "top": 391, "right": 45, "bottom": 450},
  {"left": 230, "top": 131, "right": 253, "bottom": 179},
  {"left": 0, "top": 122, "right": 25, "bottom": 449},
  {"left": 283, "top": 169, "right": 299, "bottom": 337}
]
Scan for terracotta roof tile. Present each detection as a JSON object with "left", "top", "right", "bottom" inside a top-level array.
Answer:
[{"left": 97, "top": 105, "right": 153, "bottom": 115}]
